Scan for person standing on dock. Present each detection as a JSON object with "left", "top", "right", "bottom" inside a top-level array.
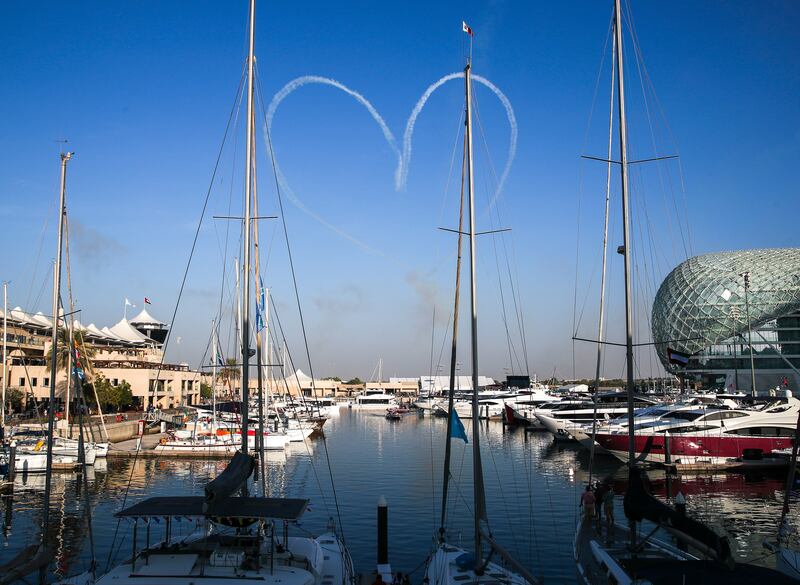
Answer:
[{"left": 580, "top": 485, "right": 595, "bottom": 521}]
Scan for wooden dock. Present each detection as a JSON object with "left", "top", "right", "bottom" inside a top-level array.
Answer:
[{"left": 107, "top": 434, "right": 233, "bottom": 459}]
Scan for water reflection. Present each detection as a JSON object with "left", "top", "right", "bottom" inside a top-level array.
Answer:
[{"left": 0, "top": 412, "right": 793, "bottom": 582}]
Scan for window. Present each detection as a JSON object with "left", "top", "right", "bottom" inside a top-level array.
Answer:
[
  {"left": 703, "top": 411, "right": 749, "bottom": 421},
  {"left": 19, "top": 378, "right": 25, "bottom": 387},
  {"left": 31, "top": 378, "right": 37, "bottom": 387},
  {"left": 112, "top": 378, "right": 118, "bottom": 386},
  {"left": 668, "top": 412, "right": 703, "bottom": 422},
  {"left": 43, "top": 378, "right": 49, "bottom": 387}
]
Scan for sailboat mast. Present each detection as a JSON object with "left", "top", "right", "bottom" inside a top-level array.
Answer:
[
  {"left": 42, "top": 151, "right": 72, "bottom": 562},
  {"left": 465, "top": 62, "right": 486, "bottom": 571},
  {"left": 2, "top": 281, "right": 7, "bottom": 430},
  {"left": 439, "top": 129, "right": 467, "bottom": 537},
  {"left": 588, "top": 33, "right": 616, "bottom": 484},
  {"left": 240, "top": 0, "right": 256, "bottom": 459},
  {"left": 212, "top": 319, "right": 217, "bottom": 425},
  {"left": 612, "top": 0, "right": 635, "bottom": 467}
]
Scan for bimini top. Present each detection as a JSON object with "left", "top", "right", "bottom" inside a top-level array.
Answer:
[
  {"left": 652, "top": 248, "right": 800, "bottom": 372},
  {"left": 115, "top": 496, "right": 309, "bottom": 521}
]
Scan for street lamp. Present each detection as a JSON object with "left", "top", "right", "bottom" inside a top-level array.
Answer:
[{"left": 740, "top": 271, "right": 757, "bottom": 397}]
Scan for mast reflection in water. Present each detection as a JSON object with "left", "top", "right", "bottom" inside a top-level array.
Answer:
[{"left": 0, "top": 411, "right": 795, "bottom": 582}]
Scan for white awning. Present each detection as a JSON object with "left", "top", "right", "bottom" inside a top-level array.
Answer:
[
  {"left": 109, "top": 318, "right": 153, "bottom": 344},
  {"left": 129, "top": 307, "right": 167, "bottom": 327}
]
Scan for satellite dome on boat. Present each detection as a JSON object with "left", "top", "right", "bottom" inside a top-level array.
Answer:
[{"left": 652, "top": 248, "right": 800, "bottom": 374}]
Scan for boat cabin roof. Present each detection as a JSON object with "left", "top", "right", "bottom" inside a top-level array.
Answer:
[{"left": 115, "top": 496, "right": 309, "bottom": 521}]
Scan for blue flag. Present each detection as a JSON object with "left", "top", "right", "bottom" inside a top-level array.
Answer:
[
  {"left": 255, "top": 276, "right": 266, "bottom": 331},
  {"left": 449, "top": 409, "right": 468, "bottom": 443}
]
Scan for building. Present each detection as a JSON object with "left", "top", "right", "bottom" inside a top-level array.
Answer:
[
  {"left": 1, "top": 306, "right": 204, "bottom": 411},
  {"left": 651, "top": 248, "right": 800, "bottom": 393}
]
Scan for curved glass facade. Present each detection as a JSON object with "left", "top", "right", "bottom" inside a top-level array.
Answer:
[{"left": 651, "top": 248, "right": 800, "bottom": 378}]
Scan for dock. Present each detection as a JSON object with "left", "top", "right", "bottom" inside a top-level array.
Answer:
[{"left": 107, "top": 434, "right": 233, "bottom": 459}]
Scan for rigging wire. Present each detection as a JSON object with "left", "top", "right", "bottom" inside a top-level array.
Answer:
[
  {"left": 105, "top": 62, "right": 246, "bottom": 573},
  {"left": 258, "top": 84, "right": 348, "bottom": 539}
]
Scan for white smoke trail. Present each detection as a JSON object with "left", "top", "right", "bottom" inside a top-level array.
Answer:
[
  {"left": 260, "top": 121, "right": 385, "bottom": 256},
  {"left": 264, "top": 72, "right": 517, "bottom": 251},
  {"left": 267, "top": 75, "right": 400, "bottom": 161},
  {"left": 399, "top": 72, "right": 517, "bottom": 209}
]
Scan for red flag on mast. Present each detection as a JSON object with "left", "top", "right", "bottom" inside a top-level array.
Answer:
[
  {"left": 462, "top": 21, "right": 473, "bottom": 36},
  {"left": 144, "top": 297, "right": 151, "bottom": 305}
]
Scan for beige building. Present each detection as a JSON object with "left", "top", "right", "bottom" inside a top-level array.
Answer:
[{"left": 1, "top": 306, "right": 204, "bottom": 411}]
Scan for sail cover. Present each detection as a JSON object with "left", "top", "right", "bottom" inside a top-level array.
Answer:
[
  {"left": 204, "top": 451, "right": 255, "bottom": 506},
  {"left": 623, "top": 467, "right": 731, "bottom": 562}
]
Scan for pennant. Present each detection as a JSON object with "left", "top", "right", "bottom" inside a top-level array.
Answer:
[
  {"left": 462, "top": 21, "right": 473, "bottom": 36},
  {"left": 667, "top": 347, "right": 691, "bottom": 367},
  {"left": 144, "top": 297, "right": 152, "bottom": 305},
  {"left": 255, "top": 276, "right": 266, "bottom": 331},
  {"left": 449, "top": 409, "right": 468, "bottom": 443}
]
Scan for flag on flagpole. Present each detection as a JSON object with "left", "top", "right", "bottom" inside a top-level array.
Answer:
[
  {"left": 462, "top": 21, "right": 473, "bottom": 36},
  {"left": 144, "top": 297, "right": 151, "bottom": 305},
  {"left": 255, "top": 276, "right": 266, "bottom": 331},
  {"left": 125, "top": 298, "right": 132, "bottom": 307},
  {"left": 449, "top": 409, "right": 468, "bottom": 443},
  {"left": 667, "top": 347, "right": 691, "bottom": 367}
]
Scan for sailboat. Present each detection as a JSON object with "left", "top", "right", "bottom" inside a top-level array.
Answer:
[
  {"left": 424, "top": 29, "right": 537, "bottom": 585},
  {"left": 55, "top": 1, "right": 355, "bottom": 583},
  {"left": 573, "top": 2, "right": 797, "bottom": 583}
]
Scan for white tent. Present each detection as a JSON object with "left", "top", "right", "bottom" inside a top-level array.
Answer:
[
  {"left": 32, "top": 311, "right": 53, "bottom": 328},
  {"left": 109, "top": 318, "right": 153, "bottom": 344},
  {"left": 129, "top": 307, "right": 167, "bottom": 327}
]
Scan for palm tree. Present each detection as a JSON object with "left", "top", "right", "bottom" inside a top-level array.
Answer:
[
  {"left": 220, "top": 357, "right": 240, "bottom": 398},
  {"left": 46, "top": 328, "right": 95, "bottom": 395}
]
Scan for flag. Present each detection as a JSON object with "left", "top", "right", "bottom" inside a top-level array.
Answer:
[
  {"left": 667, "top": 347, "right": 691, "bottom": 367},
  {"left": 216, "top": 351, "right": 225, "bottom": 367},
  {"left": 125, "top": 298, "right": 133, "bottom": 307},
  {"left": 255, "top": 276, "right": 266, "bottom": 331},
  {"left": 462, "top": 21, "right": 473, "bottom": 36},
  {"left": 449, "top": 409, "right": 468, "bottom": 443},
  {"left": 144, "top": 297, "right": 151, "bottom": 305}
]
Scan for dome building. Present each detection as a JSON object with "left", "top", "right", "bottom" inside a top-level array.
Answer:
[{"left": 652, "top": 248, "right": 800, "bottom": 394}]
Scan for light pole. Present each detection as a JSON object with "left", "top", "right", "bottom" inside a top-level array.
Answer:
[
  {"left": 729, "top": 306, "right": 742, "bottom": 392},
  {"left": 740, "top": 271, "right": 757, "bottom": 397},
  {"left": 2, "top": 281, "right": 7, "bottom": 427}
]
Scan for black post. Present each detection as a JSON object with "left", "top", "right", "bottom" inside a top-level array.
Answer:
[
  {"left": 664, "top": 433, "right": 671, "bottom": 466},
  {"left": 674, "top": 492, "right": 687, "bottom": 552},
  {"left": 377, "top": 495, "right": 388, "bottom": 566},
  {"left": 8, "top": 442, "right": 15, "bottom": 481}
]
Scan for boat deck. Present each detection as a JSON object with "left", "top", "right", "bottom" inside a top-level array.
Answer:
[{"left": 573, "top": 517, "right": 629, "bottom": 585}]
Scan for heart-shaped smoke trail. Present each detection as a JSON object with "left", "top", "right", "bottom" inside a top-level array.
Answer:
[{"left": 265, "top": 72, "right": 516, "bottom": 252}]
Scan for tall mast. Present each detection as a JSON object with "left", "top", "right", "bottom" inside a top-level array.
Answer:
[
  {"left": 588, "top": 30, "right": 616, "bottom": 484},
  {"left": 211, "top": 319, "right": 217, "bottom": 424},
  {"left": 240, "top": 0, "right": 256, "bottom": 462},
  {"left": 42, "top": 151, "right": 73, "bottom": 571},
  {"left": 612, "top": 0, "right": 635, "bottom": 468},
  {"left": 465, "top": 61, "right": 487, "bottom": 572},
  {"left": 251, "top": 105, "right": 268, "bottom": 495},
  {"left": 2, "top": 281, "right": 7, "bottom": 430},
  {"left": 439, "top": 128, "right": 467, "bottom": 537}
]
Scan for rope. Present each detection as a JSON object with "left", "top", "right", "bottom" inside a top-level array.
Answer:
[{"left": 105, "top": 62, "right": 246, "bottom": 573}]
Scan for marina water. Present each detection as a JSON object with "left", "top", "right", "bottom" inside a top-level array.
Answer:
[{"left": 1, "top": 410, "right": 793, "bottom": 583}]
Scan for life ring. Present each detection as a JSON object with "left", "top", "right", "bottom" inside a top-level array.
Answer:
[{"left": 159, "top": 437, "right": 168, "bottom": 445}]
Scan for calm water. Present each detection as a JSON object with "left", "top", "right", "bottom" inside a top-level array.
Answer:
[{"left": 0, "top": 409, "right": 795, "bottom": 583}]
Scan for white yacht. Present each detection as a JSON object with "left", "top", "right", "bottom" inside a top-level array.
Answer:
[{"left": 351, "top": 390, "right": 398, "bottom": 409}]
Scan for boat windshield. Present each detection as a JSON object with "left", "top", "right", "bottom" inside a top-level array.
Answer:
[{"left": 664, "top": 411, "right": 704, "bottom": 422}]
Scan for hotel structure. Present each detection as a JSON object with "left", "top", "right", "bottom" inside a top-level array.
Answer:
[{"left": 1, "top": 306, "right": 204, "bottom": 411}]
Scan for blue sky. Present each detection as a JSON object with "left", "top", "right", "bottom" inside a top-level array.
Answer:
[{"left": 1, "top": 1, "right": 798, "bottom": 381}]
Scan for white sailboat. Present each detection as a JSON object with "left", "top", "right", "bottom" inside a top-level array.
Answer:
[
  {"left": 573, "top": 3, "right": 797, "bottom": 583},
  {"left": 424, "top": 27, "right": 537, "bottom": 585},
  {"left": 59, "top": 2, "right": 355, "bottom": 583}
]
